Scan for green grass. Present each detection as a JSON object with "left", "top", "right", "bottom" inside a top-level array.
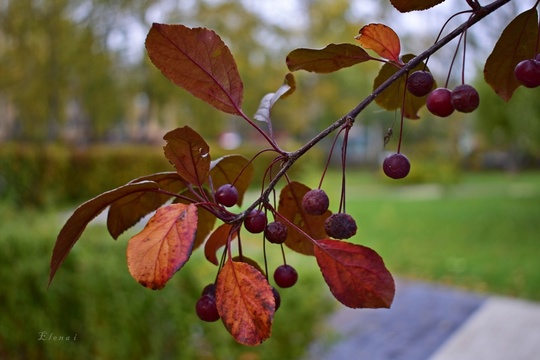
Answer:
[{"left": 308, "top": 170, "right": 540, "bottom": 301}]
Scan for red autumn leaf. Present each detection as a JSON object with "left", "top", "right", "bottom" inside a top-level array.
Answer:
[
  {"left": 216, "top": 261, "right": 274, "bottom": 346},
  {"left": 107, "top": 172, "right": 186, "bottom": 239},
  {"left": 204, "top": 223, "right": 238, "bottom": 265},
  {"left": 127, "top": 203, "right": 198, "bottom": 290},
  {"left": 163, "top": 126, "right": 211, "bottom": 186},
  {"left": 286, "top": 43, "right": 372, "bottom": 73},
  {"left": 484, "top": 8, "right": 539, "bottom": 101},
  {"left": 373, "top": 54, "right": 435, "bottom": 119},
  {"left": 254, "top": 73, "right": 296, "bottom": 123},
  {"left": 314, "top": 239, "right": 395, "bottom": 309},
  {"left": 389, "top": 0, "right": 446, "bottom": 12},
  {"left": 209, "top": 155, "right": 254, "bottom": 207},
  {"left": 278, "top": 182, "right": 332, "bottom": 256},
  {"left": 356, "top": 24, "right": 401, "bottom": 64},
  {"left": 145, "top": 23, "right": 243, "bottom": 115},
  {"left": 49, "top": 181, "right": 160, "bottom": 286},
  {"left": 175, "top": 189, "right": 217, "bottom": 249}
]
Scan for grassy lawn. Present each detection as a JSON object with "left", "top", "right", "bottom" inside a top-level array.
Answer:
[{"left": 300, "top": 170, "right": 540, "bottom": 301}]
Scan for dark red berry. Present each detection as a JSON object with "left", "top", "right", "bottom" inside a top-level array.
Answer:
[
  {"left": 265, "top": 221, "right": 288, "bottom": 244},
  {"left": 272, "top": 287, "right": 281, "bottom": 311},
  {"left": 426, "top": 88, "right": 455, "bottom": 117},
  {"left": 215, "top": 184, "right": 239, "bottom": 207},
  {"left": 383, "top": 153, "right": 410, "bottom": 179},
  {"left": 302, "top": 189, "right": 329, "bottom": 215},
  {"left": 324, "top": 213, "right": 357, "bottom": 239},
  {"left": 274, "top": 264, "right": 298, "bottom": 288},
  {"left": 195, "top": 294, "right": 220, "bottom": 322},
  {"left": 514, "top": 59, "right": 540, "bottom": 88},
  {"left": 244, "top": 209, "right": 268, "bottom": 233},
  {"left": 451, "top": 84, "right": 479, "bottom": 113},
  {"left": 201, "top": 283, "right": 216, "bottom": 297},
  {"left": 407, "top": 70, "right": 434, "bottom": 97}
]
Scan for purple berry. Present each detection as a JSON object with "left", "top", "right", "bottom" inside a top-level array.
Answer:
[
  {"left": 407, "top": 71, "right": 434, "bottom": 97},
  {"left": 426, "top": 88, "right": 455, "bottom": 117},
  {"left": 302, "top": 189, "right": 329, "bottom": 215},
  {"left": 383, "top": 153, "right": 410, "bottom": 179},
  {"left": 215, "top": 184, "right": 239, "bottom": 207},
  {"left": 451, "top": 84, "right": 479, "bottom": 113},
  {"left": 514, "top": 59, "right": 540, "bottom": 88},
  {"left": 274, "top": 264, "right": 298, "bottom": 288},
  {"left": 195, "top": 294, "right": 220, "bottom": 322},
  {"left": 244, "top": 209, "right": 268, "bottom": 234},
  {"left": 265, "top": 221, "right": 288, "bottom": 244},
  {"left": 324, "top": 213, "right": 357, "bottom": 239}
]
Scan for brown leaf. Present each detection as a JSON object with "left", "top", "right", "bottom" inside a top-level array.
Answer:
[
  {"left": 107, "top": 172, "right": 186, "bottom": 239},
  {"left": 163, "top": 126, "right": 211, "bottom": 186},
  {"left": 216, "top": 261, "right": 274, "bottom": 346},
  {"left": 254, "top": 73, "right": 296, "bottom": 123},
  {"left": 127, "top": 203, "right": 198, "bottom": 290},
  {"left": 146, "top": 23, "right": 243, "bottom": 115},
  {"left": 389, "top": 0, "right": 445, "bottom": 12},
  {"left": 286, "top": 43, "right": 372, "bottom": 73},
  {"left": 210, "top": 155, "right": 254, "bottom": 207},
  {"left": 278, "top": 182, "right": 332, "bottom": 256},
  {"left": 373, "top": 54, "right": 435, "bottom": 119},
  {"left": 484, "top": 8, "right": 539, "bottom": 101},
  {"left": 356, "top": 24, "right": 401, "bottom": 64},
  {"left": 49, "top": 181, "right": 160, "bottom": 287},
  {"left": 314, "top": 239, "right": 395, "bottom": 309},
  {"left": 204, "top": 223, "right": 238, "bottom": 265}
]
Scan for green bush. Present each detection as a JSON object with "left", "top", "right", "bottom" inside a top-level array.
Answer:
[{"left": 0, "top": 205, "right": 334, "bottom": 359}]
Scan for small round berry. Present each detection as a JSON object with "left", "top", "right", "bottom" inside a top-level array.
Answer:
[
  {"left": 215, "top": 184, "right": 239, "bottom": 207},
  {"left": 272, "top": 287, "right": 281, "bottom": 311},
  {"left": 274, "top": 264, "right": 298, "bottom": 288},
  {"left": 201, "top": 283, "right": 216, "bottom": 297},
  {"left": 265, "top": 221, "right": 288, "bottom": 244},
  {"left": 407, "top": 70, "right": 434, "bottom": 97},
  {"left": 514, "top": 59, "right": 540, "bottom": 88},
  {"left": 244, "top": 209, "right": 268, "bottom": 234},
  {"left": 383, "top": 153, "right": 411, "bottom": 180},
  {"left": 195, "top": 294, "right": 220, "bottom": 322},
  {"left": 302, "top": 189, "right": 330, "bottom": 215},
  {"left": 324, "top": 213, "right": 357, "bottom": 239},
  {"left": 426, "top": 88, "right": 455, "bottom": 117},
  {"left": 451, "top": 84, "right": 479, "bottom": 113}
]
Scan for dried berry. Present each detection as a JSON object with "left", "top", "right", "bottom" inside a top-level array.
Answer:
[{"left": 324, "top": 213, "right": 357, "bottom": 239}]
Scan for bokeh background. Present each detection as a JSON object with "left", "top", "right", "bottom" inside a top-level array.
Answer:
[{"left": 1, "top": 0, "right": 539, "bottom": 359}]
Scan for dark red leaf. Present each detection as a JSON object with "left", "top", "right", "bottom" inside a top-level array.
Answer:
[
  {"left": 389, "top": 0, "right": 445, "bottom": 12},
  {"left": 107, "top": 172, "right": 186, "bottom": 239},
  {"left": 146, "top": 23, "right": 243, "bottom": 115},
  {"left": 286, "top": 43, "right": 372, "bottom": 73},
  {"left": 210, "top": 155, "right": 254, "bottom": 207},
  {"left": 163, "top": 126, "right": 211, "bottom": 186},
  {"left": 49, "top": 181, "right": 160, "bottom": 286},
  {"left": 373, "top": 54, "right": 435, "bottom": 119},
  {"left": 204, "top": 223, "right": 238, "bottom": 265},
  {"left": 278, "top": 182, "right": 332, "bottom": 256},
  {"left": 314, "top": 239, "right": 395, "bottom": 309},
  {"left": 356, "top": 24, "right": 401, "bottom": 64},
  {"left": 216, "top": 261, "right": 274, "bottom": 345},
  {"left": 127, "top": 203, "right": 198, "bottom": 290},
  {"left": 484, "top": 8, "right": 540, "bottom": 101}
]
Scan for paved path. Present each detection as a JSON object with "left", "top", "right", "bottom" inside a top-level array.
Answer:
[{"left": 306, "top": 279, "right": 540, "bottom": 360}]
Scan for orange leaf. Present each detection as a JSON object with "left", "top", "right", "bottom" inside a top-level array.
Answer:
[
  {"left": 484, "top": 8, "right": 540, "bottom": 101},
  {"left": 356, "top": 24, "right": 401, "bottom": 64},
  {"left": 49, "top": 180, "right": 160, "bottom": 287},
  {"left": 315, "top": 239, "right": 395, "bottom": 309},
  {"left": 278, "top": 182, "right": 332, "bottom": 256},
  {"left": 373, "top": 54, "right": 435, "bottom": 119},
  {"left": 216, "top": 261, "right": 274, "bottom": 346},
  {"left": 175, "top": 188, "right": 216, "bottom": 249},
  {"left": 163, "top": 126, "right": 210, "bottom": 186},
  {"left": 286, "top": 43, "right": 372, "bottom": 73},
  {"left": 146, "top": 23, "right": 243, "bottom": 115},
  {"left": 204, "top": 223, "right": 238, "bottom": 265},
  {"left": 107, "top": 172, "right": 186, "bottom": 239},
  {"left": 389, "top": 0, "right": 445, "bottom": 12},
  {"left": 127, "top": 203, "right": 198, "bottom": 290},
  {"left": 210, "top": 155, "right": 254, "bottom": 207}
]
